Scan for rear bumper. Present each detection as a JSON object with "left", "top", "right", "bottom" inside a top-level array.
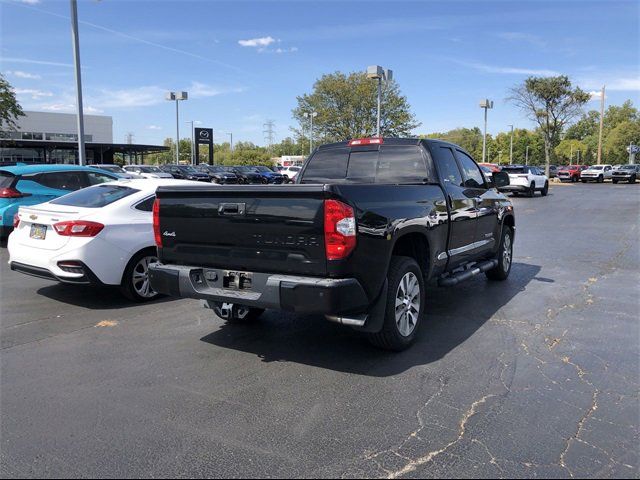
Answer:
[
  {"left": 149, "top": 263, "right": 370, "bottom": 315},
  {"left": 9, "top": 261, "right": 103, "bottom": 285}
]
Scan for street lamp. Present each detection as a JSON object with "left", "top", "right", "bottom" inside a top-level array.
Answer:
[
  {"left": 166, "top": 91, "right": 188, "bottom": 163},
  {"left": 226, "top": 132, "right": 233, "bottom": 153},
  {"left": 303, "top": 111, "right": 317, "bottom": 154},
  {"left": 508, "top": 124, "right": 514, "bottom": 164},
  {"left": 70, "top": 0, "right": 86, "bottom": 165},
  {"left": 525, "top": 145, "right": 530, "bottom": 165},
  {"left": 367, "top": 65, "right": 393, "bottom": 137},
  {"left": 480, "top": 99, "right": 494, "bottom": 163}
]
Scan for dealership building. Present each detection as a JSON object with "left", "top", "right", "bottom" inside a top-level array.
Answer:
[{"left": 0, "top": 111, "right": 168, "bottom": 164}]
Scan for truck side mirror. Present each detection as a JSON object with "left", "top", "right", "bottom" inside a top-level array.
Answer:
[{"left": 492, "top": 171, "right": 510, "bottom": 191}]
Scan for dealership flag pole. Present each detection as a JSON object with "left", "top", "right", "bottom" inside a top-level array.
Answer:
[{"left": 70, "top": 0, "right": 86, "bottom": 166}]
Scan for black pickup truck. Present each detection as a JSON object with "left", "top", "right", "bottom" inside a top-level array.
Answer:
[{"left": 149, "top": 138, "right": 514, "bottom": 350}]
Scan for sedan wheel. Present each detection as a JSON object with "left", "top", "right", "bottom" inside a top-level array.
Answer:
[
  {"left": 121, "top": 251, "right": 160, "bottom": 302},
  {"left": 132, "top": 256, "right": 158, "bottom": 299}
]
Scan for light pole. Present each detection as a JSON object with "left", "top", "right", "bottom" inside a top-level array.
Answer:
[
  {"left": 70, "top": 0, "right": 86, "bottom": 165},
  {"left": 508, "top": 124, "right": 514, "bottom": 164},
  {"left": 367, "top": 65, "right": 393, "bottom": 137},
  {"left": 227, "top": 132, "right": 233, "bottom": 153},
  {"left": 166, "top": 91, "right": 188, "bottom": 163},
  {"left": 303, "top": 112, "right": 317, "bottom": 154},
  {"left": 498, "top": 150, "right": 503, "bottom": 165},
  {"left": 480, "top": 99, "right": 494, "bottom": 163},
  {"left": 525, "top": 145, "right": 529, "bottom": 165}
]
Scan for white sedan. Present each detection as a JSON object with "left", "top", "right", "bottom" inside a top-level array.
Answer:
[{"left": 8, "top": 179, "right": 203, "bottom": 301}]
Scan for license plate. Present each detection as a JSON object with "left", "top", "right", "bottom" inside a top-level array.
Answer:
[{"left": 30, "top": 223, "right": 47, "bottom": 240}]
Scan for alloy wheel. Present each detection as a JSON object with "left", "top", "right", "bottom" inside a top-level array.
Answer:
[
  {"left": 132, "top": 255, "right": 158, "bottom": 298},
  {"left": 395, "top": 272, "right": 420, "bottom": 337}
]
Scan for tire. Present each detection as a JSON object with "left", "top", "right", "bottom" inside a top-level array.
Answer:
[
  {"left": 120, "top": 249, "right": 161, "bottom": 302},
  {"left": 541, "top": 181, "right": 549, "bottom": 196},
  {"left": 208, "top": 301, "right": 264, "bottom": 324},
  {"left": 581, "top": 179, "right": 587, "bottom": 183},
  {"left": 528, "top": 182, "right": 536, "bottom": 197},
  {"left": 486, "top": 226, "right": 514, "bottom": 281},
  {"left": 367, "top": 256, "right": 425, "bottom": 352},
  {"left": 630, "top": 175, "right": 636, "bottom": 184},
  {"left": 613, "top": 179, "right": 618, "bottom": 184},
  {"left": 598, "top": 175, "right": 604, "bottom": 183}
]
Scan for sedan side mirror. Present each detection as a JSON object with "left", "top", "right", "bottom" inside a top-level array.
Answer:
[{"left": 491, "top": 171, "right": 510, "bottom": 191}]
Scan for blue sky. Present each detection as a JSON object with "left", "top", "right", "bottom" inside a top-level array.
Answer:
[{"left": 1, "top": 0, "right": 639, "bottom": 146}]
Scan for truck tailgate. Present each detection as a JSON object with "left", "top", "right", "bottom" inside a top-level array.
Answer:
[{"left": 155, "top": 184, "right": 328, "bottom": 276}]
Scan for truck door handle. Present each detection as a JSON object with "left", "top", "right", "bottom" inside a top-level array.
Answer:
[{"left": 218, "top": 203, "right": 246, "bottom": 216}]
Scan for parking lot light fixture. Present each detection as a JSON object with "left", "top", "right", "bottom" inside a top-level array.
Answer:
[
  {"left": 508, "top": 124, "right": 514, "bottom": 164},
  {"left": 367, "top": 65, "right": 393, "bottom": 137},
  {"left": 303, "top": 112, "right": 317, "bottom": 154},
  {"left": 479, "top": 99, "right": 494, "bottom": 163},
  {"left": 166, "top": 91, "right": 188, "bottom": 163},
  {"left": 227, "top": 132, "right": 233, "bottom": 153}
]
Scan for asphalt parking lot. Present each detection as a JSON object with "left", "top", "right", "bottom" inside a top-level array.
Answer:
[{"left": 1, "top": 183, "right": 638, "bottom": 479}]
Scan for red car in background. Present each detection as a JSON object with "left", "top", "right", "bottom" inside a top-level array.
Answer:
[
  {"left": 479, "top": 163, "right": 502, "bottom": 173},
  {"left": 558, "top": 165, "right": 587, "bottom": 182}
]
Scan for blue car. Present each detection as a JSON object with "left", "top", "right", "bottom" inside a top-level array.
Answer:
[{"left": 0, "top": 164, "right": 121, "bottom": 237}]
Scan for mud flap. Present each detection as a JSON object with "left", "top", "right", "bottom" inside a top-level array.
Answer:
[{"left": 351, "top": 279, "right": 388, "bottom": 334}]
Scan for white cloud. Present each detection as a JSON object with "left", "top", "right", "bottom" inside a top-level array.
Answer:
[
  {"left": 16, "top": 0, "right": 40, "bottom": 4},
  {"left": 455, "top": 60, "right": 560, "bottom": 77},
  {"left": 147, "top": 125, "right": 162, "bottom": 130},
  {"left": 580, "top": 75, "right": 640, "bottom": 92},
  {"left": 14, "top": 88, "right": 53, "bottom": 99},
  {"left": 238, "top": 36, "right": 277, "bottom": 48},
  {"left": 40, "top": 103, "right": 102, "bottom": 114},
  {"left": 0, "top": 57, "right": 74, "bottom": 67},
  {"left": 7, "top": 70, "right": 41, "bottom": 79}
]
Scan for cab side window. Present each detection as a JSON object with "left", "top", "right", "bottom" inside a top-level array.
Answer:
[
  {"left": 431, "top": 146, "right": 463, "bottom": 187},
  {"left": 456, "top": 150, "right": 486, "bottom": 189}
]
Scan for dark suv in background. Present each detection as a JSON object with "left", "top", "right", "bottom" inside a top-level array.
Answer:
[
  {"left": 159, "top": 164, "right": 210, "bottom": 182},
  {"left": 195, "top": 164, "right": 239, "bottom": 184},
  {"left": 612, "top": 164, "right": 639, "bottom": 183},
  {"left": 251, "top": 166, "right": 286, "bottom": 184},
  {"left": 225, "top": 166, "right": 264, "bottom": 184}
]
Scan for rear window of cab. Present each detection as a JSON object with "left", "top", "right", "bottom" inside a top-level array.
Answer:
[
  {"left": 50, "top": 184, "right": 139, "bottom": 208},
  {"left": 300, "top": 145, "right": 431, "bottom": 184}
]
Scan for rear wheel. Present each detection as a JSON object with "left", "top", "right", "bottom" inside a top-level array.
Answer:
[
  {"left": 208, "top": 301, "right": 264, "bottom": 324},
  {"left": 528, "top": 182, "right": 536, "bottom": 197},
  {"left": 121, "top": 249, "right": 160, "bottom": 302},
  {"left": 541, "top": 181, "right": 549, "bottom": 196},
  {"left": 367, "top": 256, "right": 425, "bottom": 352},
  {"left": 486, "top": 226, "right": 513, "bottom": 281},
  {"left": 613, "top": 179, "right": 619, "bottom": 184},
  {"left": 598, "top": 175, "right": 604, "bottom": 183}
]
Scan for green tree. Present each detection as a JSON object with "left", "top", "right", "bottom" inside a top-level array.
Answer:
[
  {"left": 604, "top": 120, "right": 640, "bottom": 164},
  {"left": 509, "top": 75, "right": 590, "bottom": 176},
  {"left": 555, "top": 139, "right": 588, "bottom": 163},
  {"left": 565, "top": 110, "right": 600, "bottom": 141},
  {"left": 293, "top": 71, "right": 420, "bottom": 143},
  {"left": 0, "top": 73, "right": 25, "bottom": 132},
  {"left": 422, "top": 127, "right": 484, "bottom": 160}
]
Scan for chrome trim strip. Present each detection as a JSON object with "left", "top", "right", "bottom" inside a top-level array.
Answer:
[{"left": 439, "top": 239, "right": 495, "bottom": 260}]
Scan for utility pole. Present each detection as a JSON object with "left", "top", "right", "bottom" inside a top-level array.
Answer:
[
  {"left": 70, "top": 0, "right": 86, "bottom": 165},
  {"left": 508, "top": 124, "right": 514, "bottom": 164},
  {"left": 570, "top": 144, "right": 573, "bottom": 165},
  {"left": 597, "top": 85, "right": 605, "bottom": 164},
  {"left": 227, "top": 132, "right": 233, "bottom": 153},
  {"left": 525, "top": 145, "right": 529, "bottom": 165},
  {"left": 263, "top": 120, "right": 275, "bottom": 152},
  {"left": 480, "top": 99, "right": 494, "bottom": 163}
]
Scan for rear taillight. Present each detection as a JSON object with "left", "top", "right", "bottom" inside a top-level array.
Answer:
[
  {"left": 53, "top": 220, "right": 104, "bottom": 237},
  {"left": 324, "top": 199, "right": 356, "bottom": 260},
  {"left": 152, "top": 198, "right": 162, "bottom": 248},
  {"left": 13, "top": 213, "right": 20, "bottom": 228},
  {"left": 0, "top": 187, "right": 23, "bottom": 198},
  {"left": 348, "top": 137, "right": 383, "bottom": 147}
]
